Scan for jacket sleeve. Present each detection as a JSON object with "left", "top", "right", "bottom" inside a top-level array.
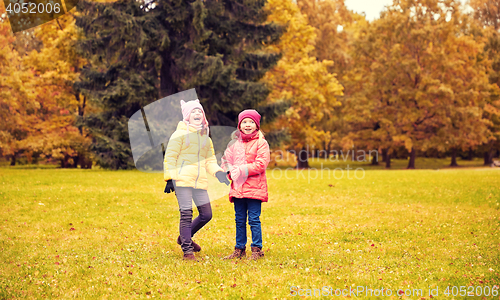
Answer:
[
  {"left": 205, "top": 138, "right": 224, "bottom": 176},
  {"left": 220, "top": 140, "right": 235, "bottom": 172},
  {"left": 245, "top": 139, "right": 270, "bottom": 176},
  {"left": 164, "top": 131, "right": 183, "bottom": 181}
]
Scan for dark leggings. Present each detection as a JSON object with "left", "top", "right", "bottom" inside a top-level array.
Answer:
[{"left": 175, "top": 186, "right": 212, "bottom": 254}]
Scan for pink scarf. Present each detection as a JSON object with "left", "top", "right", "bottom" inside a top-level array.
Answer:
[{"left": 238, "top": 130, "right": 259, "bottom": 141}]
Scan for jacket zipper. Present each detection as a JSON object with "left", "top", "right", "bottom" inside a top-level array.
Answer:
[
  {"left": 194, "top": 131, "right": 201, "bottom": 189},
  {"left": 178, "top": 160, "right": 185, "bottom": 174}
]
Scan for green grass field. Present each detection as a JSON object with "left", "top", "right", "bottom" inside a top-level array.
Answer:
[{"left": 0, "top": 163, "right": 499, "bottom": 299}]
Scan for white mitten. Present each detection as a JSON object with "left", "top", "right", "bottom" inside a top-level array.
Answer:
[{"left": 230, "top": 165, "right": 248, "bottom": 190}]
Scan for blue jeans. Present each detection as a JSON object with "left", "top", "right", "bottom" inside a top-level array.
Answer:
[{"left": 233, "top": 198, "right": 262, "bottom": 249}]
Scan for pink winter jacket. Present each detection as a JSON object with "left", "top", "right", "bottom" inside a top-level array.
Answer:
[{"left": 221, "top": 130, "right": 270, "bottom": 202}]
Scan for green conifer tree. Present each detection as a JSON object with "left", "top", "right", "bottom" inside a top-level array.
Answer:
[{"left": 75, "top": 0, "right": 285, "bottom": 169}]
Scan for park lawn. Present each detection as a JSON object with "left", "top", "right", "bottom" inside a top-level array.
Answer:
[
  {"left": 0, "top": 166, "right": 499, "bottom": 299},
  {"left": 307, "top": 157, "right": 487, "bottom": 171}
]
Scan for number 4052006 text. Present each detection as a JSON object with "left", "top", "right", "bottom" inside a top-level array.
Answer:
[{"left": 5, "top": 2, "right": 61, "bottom": 15}]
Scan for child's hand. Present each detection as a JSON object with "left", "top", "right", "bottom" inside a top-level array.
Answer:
[
  {"left": 164, "top": 179, "right": 175, "bottom": 193},
  {"left": 216, "top": 171, "right": 230, "bottom": 186},
  {"left": 229, "top": 167, "right": 238, "bottom": 182},
  {"left": 230, "top": 166, "right": 245, "bottom": 180},
  {"left": 229, "top": 166, "right": 248, "bottom": 190}
]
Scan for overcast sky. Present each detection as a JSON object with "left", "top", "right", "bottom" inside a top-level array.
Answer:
[{"left": 344, "top": 0, "right": 470, "bottom": 21}]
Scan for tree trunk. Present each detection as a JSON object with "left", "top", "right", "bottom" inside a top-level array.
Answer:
[
  {"left": 484, "top": 150, "right": 493, "bottom": 165},
  {"left": 385, "top": 150, "right": 391, "bottom": 169},
  {"left": 75, "top": 93, "right": 91, "bottom": 169},
  {"left": 321, "top": 148, "right": 327, "bottom": 159},
  {"left": 450, "top": 148, "right": 458, "bottom": 167},
  {"left": 296, "top": 146, "right": 309, "bottom": 169},
  {"left": 10, "top": 153, "right": 16, "bottom": 166},
  {"left": 371, "top": 151, "right": 379, "bottom": 165},
  {"left": 159, "top": 53, "right": 177, "bottom": 98},
  {"left": 311, "top": 149, "right": 318, "bottom": 159},
  {"left": 60, "top": 153, "right": 73, "bottom": 168},
  {"left": 382, "top": 148, "right": 387, "bottom": 162},
  {"left": 489, "top": 149, "right": 495, "bottom": 164},
  {"left": 76, "top": 93, "right": 87, "bottom": 130},
  {"left": 79, "top": 155, "right": 92, "bottom": 169},
  {"left": 73, "top": 155, "right": 79, "bottom": 168},
  {"left": 407, "top": 147, "right": 416, "bottom": 169},
  {"left": 467, "top": 147, "right": 474, "bottom": 161}
]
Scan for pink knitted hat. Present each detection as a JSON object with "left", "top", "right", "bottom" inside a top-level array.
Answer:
[
  {"left": 181, "top": 99, "right": 208, "bottom": 126},
  {"left": 180, "top": 99, "right": 209, "bottom": 147},
  {"left": 238, "top": 109, "right": 261, "bottom": 130}
]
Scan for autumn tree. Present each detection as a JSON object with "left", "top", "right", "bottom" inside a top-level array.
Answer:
[
  {"left": 22, "top": 15, "right": 93, "bottom": 168},
  {"left": 263, "top": 0, "right": 343, "bottom": 168},
  {"left": 0, "top": 17, "right": 25, "bottom": 164},
  {"left": 469, "top": 0, "right": 500, "bottom": 165},
  {"left": 469, "top": 0, "right": 500, "bottom": 30},
  {"left": 297, "top": 0, "right": 368, "bottom": 160},
  {"left": 1, "top": 8, "right": 94, "bottom": 167},
  {"left": 345, "top": 0, "right": 495, "bottom": 169},
  {"left": 0, "top": 12, "right": 43, "bottom": 165},
  {"left": 297, "top": 0, "right": 359, "bottom": 79}
]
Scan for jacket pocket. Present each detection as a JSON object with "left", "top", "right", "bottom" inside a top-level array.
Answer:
[{"left": 178, "top": 160, "right": 186, "bottom": 174}]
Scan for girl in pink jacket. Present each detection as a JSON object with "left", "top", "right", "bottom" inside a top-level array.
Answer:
[{"left": 221, "top": 109, "right": 270, "bottom": 260}]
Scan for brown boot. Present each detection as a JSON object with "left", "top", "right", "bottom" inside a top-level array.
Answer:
[
  {"left": 177, "top": 236, "right": 201, "bottom": 252},
  {"left": 249, "top": 247, "right": 264, "bottom": 260},
  {"left": 223, "top": 247, "right": 246, "bottom": 259},
  {"left": 183, "top": 253, "right": 198, "bottom": 261}
]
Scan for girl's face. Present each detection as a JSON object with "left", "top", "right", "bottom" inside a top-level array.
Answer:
[
  {"left": 189, "top": 109, "right": 203, "bottom": 126},
  {"left": 240, "top": 118, "right": 257, "bottom": 134}
]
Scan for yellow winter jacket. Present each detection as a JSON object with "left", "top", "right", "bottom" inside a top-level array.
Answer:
[{"left": 164, "top": 121, "right": 223, "bottom": 190}]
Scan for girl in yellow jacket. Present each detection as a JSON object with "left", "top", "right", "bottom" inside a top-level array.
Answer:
[{"left": 164, "top": 99, "right": 229, "bottom": 261}]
